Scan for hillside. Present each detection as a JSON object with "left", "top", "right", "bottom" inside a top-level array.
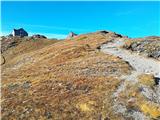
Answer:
[
  {"left": 1, "top": 31, "right": 160, "bottom": 120},
  {"left": 1, "top": 36, "right": 58, "bottom": 66}
]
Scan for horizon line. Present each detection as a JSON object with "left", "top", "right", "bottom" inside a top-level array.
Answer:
[
  {"left": 1, "top": 0, "right": 160, "bottom": 1},
  {"left": 1, "top": 30, "right": 160, "bottom": 39}
]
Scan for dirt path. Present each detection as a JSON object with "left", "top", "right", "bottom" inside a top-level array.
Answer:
[
  {"left": 100, "top": 38, "right": 160, "bottom": 120},
  {"left": 101, "top": 39, "right": 160, "bottom": 78}
]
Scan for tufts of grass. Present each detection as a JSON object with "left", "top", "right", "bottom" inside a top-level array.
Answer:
[
  {"left": 77, "top": 36, "right": 88, "bottom": 41},
  {"left": 2, "top": 31, "right": 134, "bottom": 119},
  {"left": 139, "top": 101, "right": 160, "bottom": 119},
  {"left": 138, "top": 74, "right": 155, "bottom": 87}
]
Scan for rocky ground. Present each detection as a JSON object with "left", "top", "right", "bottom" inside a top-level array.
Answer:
[
  {"left": 101, "top": 38, "right": 160, "bottom": 76},
  {"left": 1, "top": 31, "right": 160, "bottom": 120},
  {"left": 122, "top": 36, "right": 160, "bottom": 60}
]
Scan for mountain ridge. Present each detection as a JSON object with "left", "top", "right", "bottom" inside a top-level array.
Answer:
[{"left": 1, "top": 30, "right": 160, "bottom": 120}]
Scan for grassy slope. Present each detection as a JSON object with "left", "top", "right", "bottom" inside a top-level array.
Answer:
[
  {"left": 1, "top": 37, "right": 58, "bottom": 66},
  {"left": 1, "top": 32, "right": 138, "bottom": 119}
]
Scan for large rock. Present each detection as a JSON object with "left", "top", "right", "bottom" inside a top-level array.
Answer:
[
  {"left": 12, "top": 28, "right": 28, "bottom": 37},
  {"left": 66, "top": 32, "right": 78, "bottom": 39},
  {"left": 31, "top": 34, "right": 47, "bottom": 39}
]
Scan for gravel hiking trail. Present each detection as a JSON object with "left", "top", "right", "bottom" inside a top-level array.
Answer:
[
  {"left": 100, "top": 38, "right": 160, "bottom": 120},
  {"left": 101, "top": 38, "right": 160, "bottom": 78}
]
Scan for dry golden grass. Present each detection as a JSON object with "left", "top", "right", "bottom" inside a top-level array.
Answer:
[
  {"left": 2, "top": 37, "right": 58, "bottom": 66},
  {"left": 138, "top": 74, "right": 155, "bottom": 87},
  {"left": 139, "top": 101, "right": 160, "bottom": 119},
  {"left": 2, "top": 32, "right": 133, "bottom": 119},
  {"left": 122, "top": 39, "right": 133, "bottom": 48},
  {"left": 117, "top": 73, "right": 160, "bottom": 119}
]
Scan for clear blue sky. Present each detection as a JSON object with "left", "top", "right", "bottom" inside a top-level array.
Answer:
[{"left": 1, "top": 1, "right": 160, "bottom": 39}]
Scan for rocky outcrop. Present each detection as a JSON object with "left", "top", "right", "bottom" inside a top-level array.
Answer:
[
  {"left": 94, "top": 30, "right": 125, "bottom": 38},
  {"left": 66, "top": 32, "right": 78, "bottom": 39},
  {"left": 31, "top": 34, "right": 47, "bottom": 39},
  {"left": 97, "top": 30, "right": 109, "bottom": 34},
  {"left": 12, "top": 28, "right": 28, "bottom": 37},
  {"left": 123, "top": 36, "right": 160, "bottom": 60},
  {"left": 1, "top": 36, "right": 22, "bottom": 52}
]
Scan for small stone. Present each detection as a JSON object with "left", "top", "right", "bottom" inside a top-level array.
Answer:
[
  {"left": 22, "top": 81, "right": 31, "bottom": 89},
  {"left": 128, "top": 98, "right": 136, "bottom": 105},
  {"left": 45, "top": 111, "right": 52, "bottom": 119}
]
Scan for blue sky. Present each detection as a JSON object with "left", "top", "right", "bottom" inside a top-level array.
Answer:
[{"left": 1, "top": 1, "right": 160, "bottom": 39}]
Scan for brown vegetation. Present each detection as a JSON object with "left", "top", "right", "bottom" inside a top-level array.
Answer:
[
  {"left": 1, "top": 32, "right": 133, "bottom": 119},
  {"left": 2, "top": 32, "right": 159, "bottom": 119}
]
